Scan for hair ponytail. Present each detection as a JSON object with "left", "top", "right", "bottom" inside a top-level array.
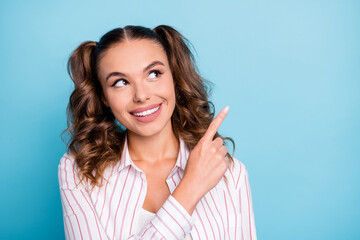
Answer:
[
  {"left": 67, "top": 41, "right": 96, "bottom": 86},
  {"left": 153, "top": 26, "right": 204, "bottom": 92},
  {"left": 153, "top": 26, "right": 193, "bottom": 74},
  {"left": 65, "top": 41, "right": 124, "bottom": 188},
  {"left": 67, "top": 41, "right": 105, "bottom": 122},
  {"left": 153, "top": 26, "right": 235, "bottom": 166},
  {"left": 153, "top": 27, "right": 213, "bottom": 141}
]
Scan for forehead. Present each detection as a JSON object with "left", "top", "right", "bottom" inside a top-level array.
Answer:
[{"left": 98, "top": 39, "right": 168, "bottom": 78}]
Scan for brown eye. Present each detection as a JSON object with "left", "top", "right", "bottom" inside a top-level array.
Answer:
[
  {"left": 148, "top": 70, "right": 162, "bottom": 80},
  {"left": 112, "top": 79, "right": 128, "bottom": 88}
]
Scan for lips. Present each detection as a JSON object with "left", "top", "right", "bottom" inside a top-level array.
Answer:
[{"left": 130, "top": 103, "right": 162, "bottom": 114}]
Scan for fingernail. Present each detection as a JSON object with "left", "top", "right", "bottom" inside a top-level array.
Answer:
[{"left": 224, "top": 106, "right": 229, "bottom": 113}]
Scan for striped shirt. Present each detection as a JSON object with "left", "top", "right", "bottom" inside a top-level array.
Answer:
[{"left": 58, "top": 136, "right": 257, "bottom": 240}]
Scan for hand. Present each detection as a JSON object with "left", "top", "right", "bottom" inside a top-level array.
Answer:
[
  {"left": 183, "top": 106, "right": 230, "bottom": 198},
  {"left": 172, "top": 106, "right": 230, "bottom": 214}
]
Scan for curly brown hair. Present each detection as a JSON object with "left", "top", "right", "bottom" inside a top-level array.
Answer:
[{"left": 64, "top": 25, "right": 235, "bottom": 189}]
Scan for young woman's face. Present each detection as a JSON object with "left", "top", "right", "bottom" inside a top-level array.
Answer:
[{"left": 98, "top": 39, "right": 176, "bottom": 137}]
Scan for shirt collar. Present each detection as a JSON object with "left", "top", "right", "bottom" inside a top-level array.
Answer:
[{"left": 116, "top": 134, "right": 189, "bottom": 173}]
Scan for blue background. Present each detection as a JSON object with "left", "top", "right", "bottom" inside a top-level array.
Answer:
[{"left": 1, "top": 0, "right": 359, "bottom": 239}]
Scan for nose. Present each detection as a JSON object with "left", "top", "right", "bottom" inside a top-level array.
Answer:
[{"left": 133, "top": 82, "right": 150, "bottom": 103}]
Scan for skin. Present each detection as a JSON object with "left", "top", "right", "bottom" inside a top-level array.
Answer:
[{"left": 98, "top": 38, "right": 229, "bottom": 215}]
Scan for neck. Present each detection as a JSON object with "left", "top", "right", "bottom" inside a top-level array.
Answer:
[{"left": 127, "top": 125, "right": 179, "bottom": 164}]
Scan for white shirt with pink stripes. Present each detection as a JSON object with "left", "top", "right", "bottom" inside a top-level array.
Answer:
[{"left": 58, "top": 136, "right": 257, "bottom": 240}]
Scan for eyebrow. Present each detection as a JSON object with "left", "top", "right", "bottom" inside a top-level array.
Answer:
[{"left": 105, "top": 60, "right": 165, "bottom": 82}]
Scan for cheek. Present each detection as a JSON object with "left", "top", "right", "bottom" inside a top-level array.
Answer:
[
  {"left": 158, "top": 78, "right": 176, "bottom": 101},
  {"left": 162, "top": 83, "right": 176, "bottom": 115},
  {"left": 106, "top": 92, "right": 128, "bottom": 114}
]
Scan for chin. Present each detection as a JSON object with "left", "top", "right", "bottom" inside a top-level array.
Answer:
[
  {"left": 130, "top": 115, "right": 173, "bottom": 136},
  {"left": 128, "top": 125, "right": 165, "bottom": 138}
]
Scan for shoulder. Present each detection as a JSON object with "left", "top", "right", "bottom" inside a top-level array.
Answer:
[
  {"left": 58, "top": 152, "right": 82, "bottom": 190},
  {"left": 58, "top": 152, "right": 77, "bottom": 176},
  {"left": 225, "top": 156, "right": 249, "bottom": 190},
  {"left": 58, "top": 152, "right": 75, "bottom": 166}
]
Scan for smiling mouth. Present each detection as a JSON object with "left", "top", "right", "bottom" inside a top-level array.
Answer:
[{"left": 130, "top": 104, "right": 161, "bottom": 117}]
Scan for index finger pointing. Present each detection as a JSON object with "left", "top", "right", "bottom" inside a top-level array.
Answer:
[{"left": 203, "top": 106, "right": 229, "bottom": 141}]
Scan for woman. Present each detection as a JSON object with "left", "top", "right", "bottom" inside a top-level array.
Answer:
[{"left": 58, "top": 25, "right": 257, "bottom": 240}]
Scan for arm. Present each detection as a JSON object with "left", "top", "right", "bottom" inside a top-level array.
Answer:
[
  {"left": 234, "top": 161, "right": 257, "bottom": 240},
  {"left": 58, "top": 155, "right": 110, "bottom": 240},
  {"left": 130, "top": 195, "right": 195, "bottom": 239},
  {"left": 59, "top": 154, "right": 195, "bottom": 240}
]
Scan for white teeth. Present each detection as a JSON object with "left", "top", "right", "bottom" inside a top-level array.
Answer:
[{"left": 133, "top": 105, "right": 160, "bottom": 117}]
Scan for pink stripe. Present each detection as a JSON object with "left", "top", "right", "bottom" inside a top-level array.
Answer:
[
  {"left": 239, "top": 189, "right": 242, "bottom": 212},
  {"left": 223, "top": 191, "right": 229, "bottom": 238},
  {"left": 62, "top": 189, "right": 83, "bottom": 240},
  {"left": 105, "top": 165, "right": 122, "bottom": 232},
  {"left": 239, "top": 187, "right": 244, "bottom": 239},
  {"left": 228, "top": 166, "right": 235, "bottom": 185},
  {"left": 168, "top": 197, "right": 192, "bottom": 228},
  {"left": 105, "top": 165, "right": 131, "bottom": 231},
  {"left": 62, "top": 199, "right": 75, "bottom": 240},
  {"left": 62, "top": 198, "right": 75, "bottom": 240},
  {"left": 63, "top": 157, "right": 71, "bottom": 189},
  {"left": 155, "top": 214, "right": 178, "bottom": 239},
  {"left": 64, "top": 210, "right": 76, "bottom": 239},
  {"left": 245, "top": 177, "right": 252, "bottom": 240},
  {"left": 210, "top": 192, "right": 226, "bottom": 240},
  {"left": 195, "top": 208, "right": 208, "bottom": 239},
  {"left": 129, "top": 172, "right": 144, "bottom": 235},
  {"left": 150, "top": 222, "right": 166, "bottom": 239},
  {"left": 104, "top": 150, "right": 129, "bottom": 231},
  {"left": 95, "top": 167, "right": 113, "bottom": 208},
  {"left": 117, "top": 167, "right": 137, "bottom": 239},
  {"left": 236, "top": 162, "right": 242, "bottom": 189},
  {"left": 194, "top": 226, "right": 200, "bottom": 239},
  {"left": 150, "top": 230, "right": 157, "bottom": 239},
  {"left": 63, "top": 204, "right": 77, "bottom": 240},
  {"left": 69, "top": 162, "right": 92, "bottom": 239},
  {"left": 59, "top": 163, "right": 76, "bottom": 239},
  {"left": 63, "top": 159, "right": 84, "bottom": 240},
  {"left": 200, "top": 199, "right": 216, "bottom": 239},
  {"left": 171, "top": 175, "right": 176, "bottom": 186},
  {"left": 99, "top": 172, "right": 110, "bottom": 220},
  {"left": 70, "top": 159, "right": 77, "bottom": 187},
  {"left": 63, "top": 216, "right": 70, "bottom": 240},
  {"left": 225, "top": 183, "right": 237, "bottom": 240},
  {"left": 93, "top": 187, "right": 101, "bottom": 207},
  {"left": 68, "top": 165, "right": 92, "bottom": 240},
  {"left": 80, "top": 190, "right": 102, "bottom": 240},
  {"left": 118, "top": 143, "right": 128, "bottom": 172},
  {"left": 141, "top": 225, "right": 152, "bottom": 237},
  {"left": 204, "top": 196, "right": 222, "bottom": 240},
  {"left": 89, "top": 185, "right": 94, "bottom": 196},
  {"left": 162, "top": 206, "right": 186, "bottom": 237},
  {"left": 68, "top": 218, "right": 76, "bottom": 240}
]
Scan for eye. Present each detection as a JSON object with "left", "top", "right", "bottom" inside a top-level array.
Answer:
[
  {"left": 148, "top": 70, "right": 162, "bottom": 80},
  {"left": 112, "top": 79, "right": 128, "bottom": 88}
]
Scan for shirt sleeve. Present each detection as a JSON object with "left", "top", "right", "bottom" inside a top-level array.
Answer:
[
  {"left": 233, "top": 160, "right": 257, "bottom": 240},
  {"left": 129, "top": 195, "right": 195, "bottom": 239},
  {"left": 58, "top": 154, "right": 195, "bottom": 240},
  {"left": 58, "top": 154, "right": 110, "bottom": 240}
]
